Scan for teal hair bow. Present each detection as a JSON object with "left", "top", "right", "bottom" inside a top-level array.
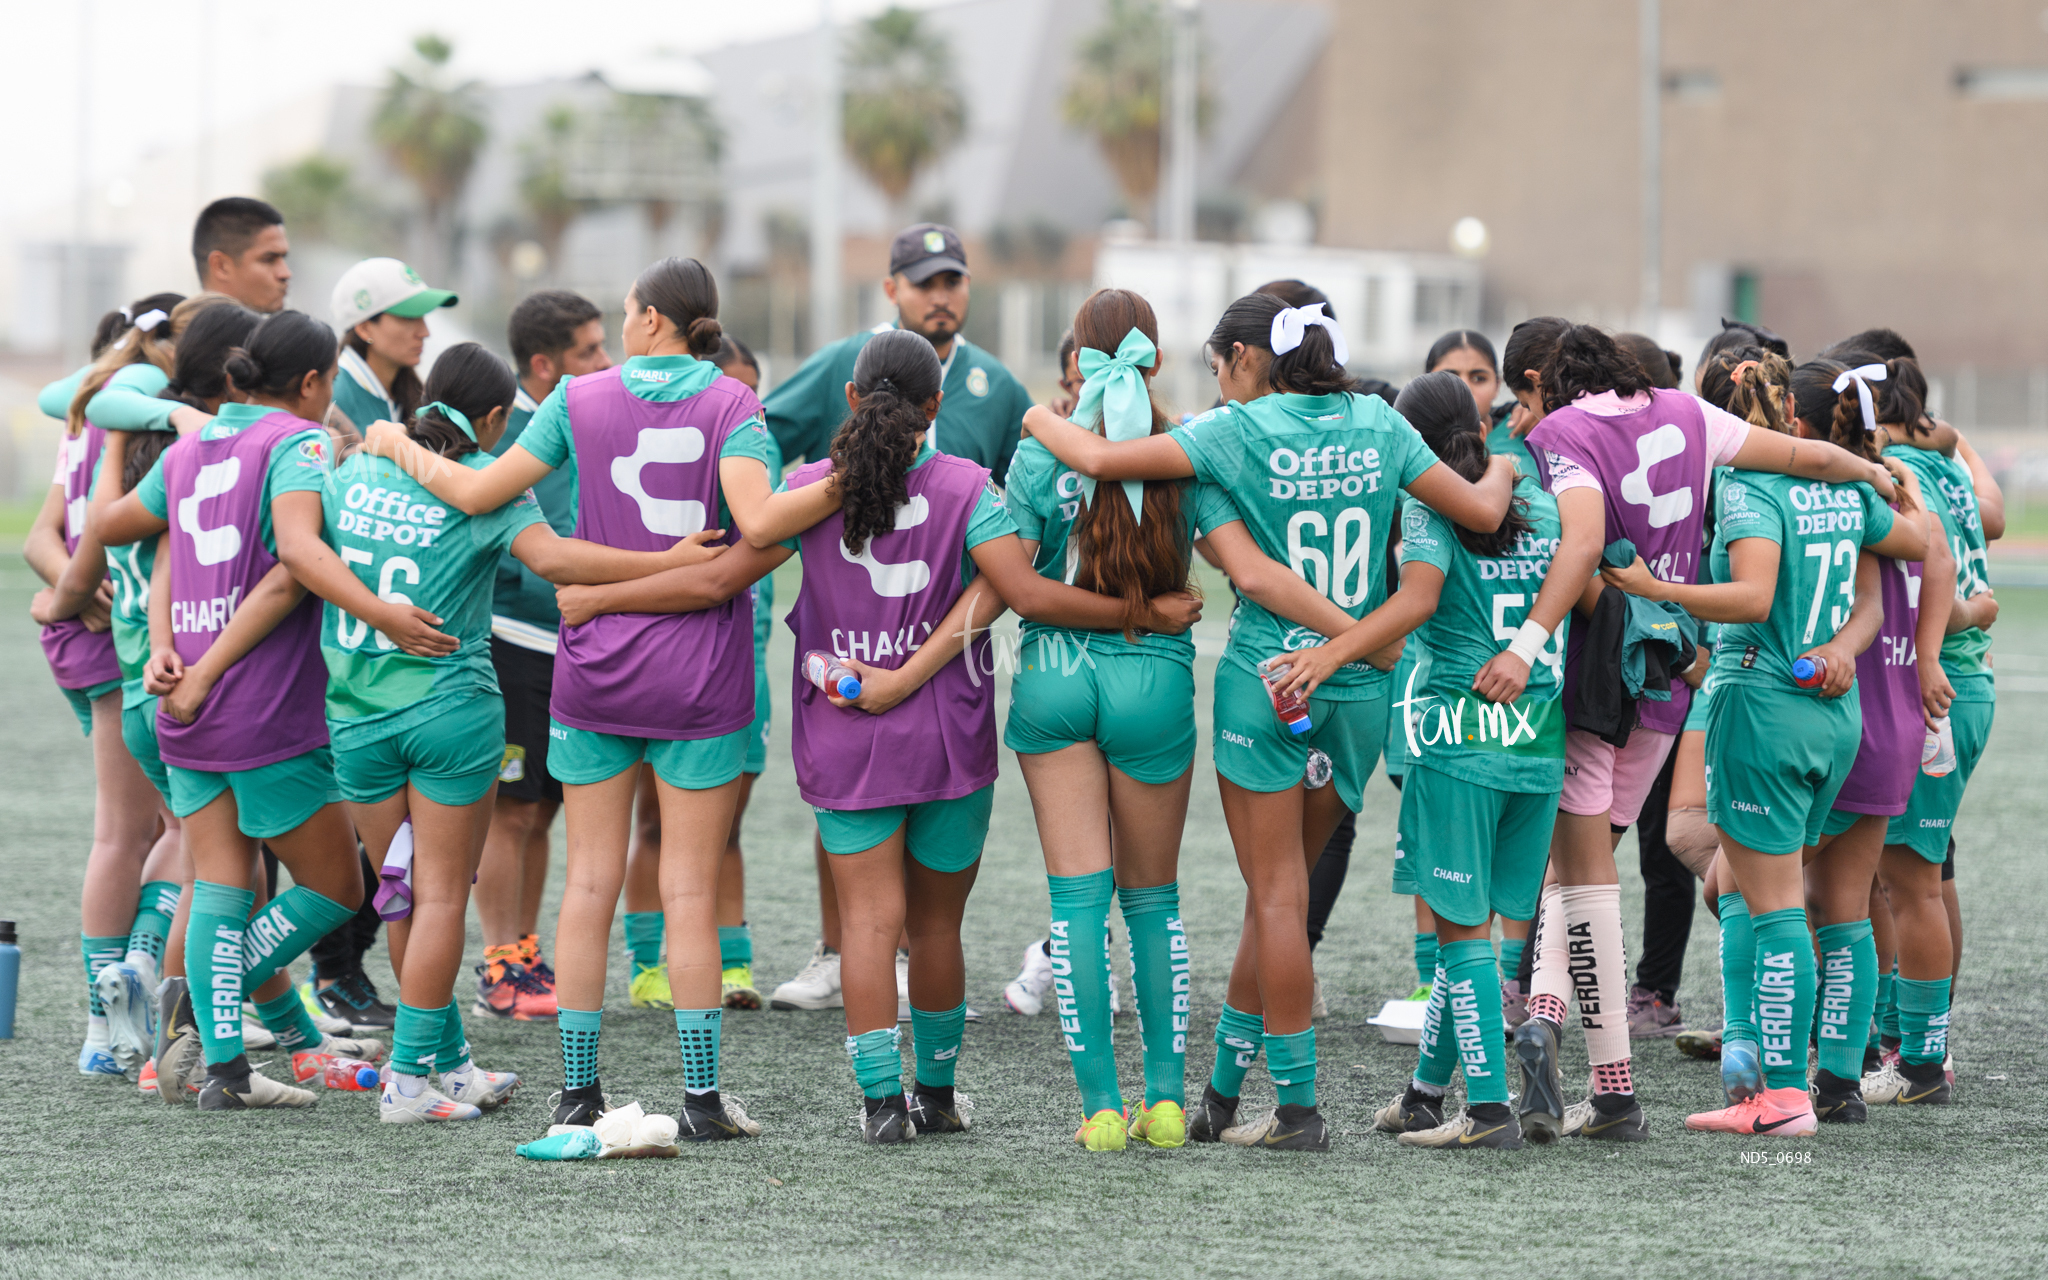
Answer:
[
  {"left": 1071, "top": 327, "right": 1157, "bottom": 523},
  {"left": 419, "top": 400, "right": 475, "bottom": 442}
]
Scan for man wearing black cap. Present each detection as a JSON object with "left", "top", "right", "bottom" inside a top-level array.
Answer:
[{"left": 764, "top": 222, "right": 1033, "bottom": 485}]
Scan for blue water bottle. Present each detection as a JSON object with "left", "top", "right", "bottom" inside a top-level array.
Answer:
[{"left": 0, "top": 920, "right": 19, "bottom": 1039}]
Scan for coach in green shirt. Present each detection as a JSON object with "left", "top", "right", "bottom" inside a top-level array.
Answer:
[{"left": 764, "top": 222, "right": 1032, "bottom": 485}]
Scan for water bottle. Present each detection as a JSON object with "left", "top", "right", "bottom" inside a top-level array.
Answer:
[
  {"left": 293, "top": 1050, "right": 379, "bottom": 1090},
  {"left": 803, "top": 650, "right": 862, "bottom": 699},
  {"left": 1304, "top": 749, "right": 1333, "bottom": 790},
  {"left": 1791, "top": 656, "right": 1827, "bottom": 689},
  {"left": 0, "top": 920, "right": 18, "bottom": 1040},
  {"left": 1921, "top": 716, "right": 1957, "bottom": 777},
  {"left": 1258, "top": 657, "right": 1314, "bottom": 735}
]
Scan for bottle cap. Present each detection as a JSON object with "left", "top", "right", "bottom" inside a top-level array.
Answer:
[
  {"left": 356, "top": 1066, "right": 380, "bottom": 1089},
  {"left": 836, "top": 677, "right": 862, "bottom": 699},
  {"left": 1792, "top": 657, "right": 1817, "bottom": 680},
  {"left": 1288, "top": 716, "right": 1313, "bottom": 735},
  {"left": 0, "top": 920, "right": 13, "bottom": 944}
]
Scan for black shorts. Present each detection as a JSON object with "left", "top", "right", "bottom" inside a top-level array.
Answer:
[{"left": 491, "top": 636, "right": 562, "bottom": 804}]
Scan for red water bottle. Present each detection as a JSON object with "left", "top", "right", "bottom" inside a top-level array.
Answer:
[
  {"left": 803, "top": 651, "right": 862, "bottom": 699},
  {"left": 1258, "top": 657, "right": 1314, "bottom": 736},
  {"left": 293, "top": 1050, "right": 379, "bottom": 1090},
  {"left": 1791, "top": 656, "right": 1826, "bottom": 689}
]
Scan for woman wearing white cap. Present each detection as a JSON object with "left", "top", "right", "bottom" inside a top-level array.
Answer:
[{"left": 329, "top": 258, "right": 458, "bottom": 439}]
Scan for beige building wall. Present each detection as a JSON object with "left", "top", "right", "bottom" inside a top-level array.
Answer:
[{"left": 1317, "top": 0, "right": 2048, "bottom": 372}]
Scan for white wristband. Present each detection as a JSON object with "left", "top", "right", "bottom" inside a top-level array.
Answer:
[{"left": 1505, "top": 620, "right": 1552, "bottom": 667}]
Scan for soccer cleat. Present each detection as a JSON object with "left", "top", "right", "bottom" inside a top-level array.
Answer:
[
  {"left": 380, "top": 1078, "right": 482, "bottom": 1123},
  {"left": 1003, "top": 941, "right": 1053, "bottom": 1016},
  {"left": 440, "top": 1063, "right": 519, "bottom": 1110},
  {"left": 240, "top": 1019, "right": 277, "bottom": 1051},
  {"left": 628, "top": 962, "right": 674, "bottom": 1010},
  {"left": 473, "top": 959, "right": 557, "bottom": 1021},
  {"left": 1943, "top": 1052, "right": 1956, "bottom": 1089},
  {"left": 1677, "top": 1026, "right": 1725, "bottom": 1061},
  {"left": 1500, "top": 980, "right": 1529, "bottom": 1035},
  {"left": 1811, "top": 1069, "right": 1867, "bottom": 1123},
  {"left": 1684, "top": 1086, "right": 1816, "bottom": 1136},
  {"left": 317, "top": 969, "right": 397, "bottom": 1031},
  {"left": 297, "top": 982, "right": 356, "bottom": 1036},
  {"left": 1513, "top": 1017, "right": 1566, "bottom": 1145},
  {"left": 1127, "top": 1099, "right": 1186, "bottom": 1148},
  {"left": 1405, "top": 983, "right": 1433, "bottom": 1002},
  {"left": 1186, "top": 1083, "right": 1239, "bottom": 1143},
  {"left": 1862, "top": 1060, "right": 1951, "bottom": 1106},
  {"left": 1721, "top": 1039, "right": 1763, "bottom": 1105},
  {"left": 198, "top": 1065, "right": 318, "bottom": 1111},
  {"left": 1561, "top": 1093, "right": 1649, "bottom": 1142},
  {"left": 1398, "top": 1106, "right": 1525, "bottom": 1149},
  {"left": 1075, "top": 1108, "right": 1128, "bottom": 1151},
  {"left": 1625, "top": 985, "right": 1686, "bottom": 1038},
  {"left": 905, "top": 1089, "right": 971, "bottom": 1134},
  {"left": 1373, "top": 1087, "right": 1446, "bottom": 1135},
  {"left": 895, "top": 949, "right": 911, "bottom": 1022},
  {"left": 137, "top": 1059, "right": 158, "bottom": 1095},
  {"left": 678, "top": 1092, "right": 758, "bottom": 1141},
  {"left": 78, "top": 1021, "right": 125, "bottom": 1078},
  {"left": 1220, "top": 1104, "right": 1331, "bottom": 1152},
  {"left": 97, "top": 958, "right": 157, "bottom": 1072},
  {"left": 769, "top": 941, "right": 844, "bottom": 1011},
  {"left": 550, "top": 1084, "right": 608, "bottom": 1127},
  {"left": 861, "top": 1094, "right": 914, "bottom": 1144},
  {"left": 721, "top": 966, "right": 762, "bottom": 1011},
  {"left": 154, "top": 979, "right": 204, "bottom": 1106},
  {"left": 311, "top": 1032, "right": 385, "bottom": 1064},
  {"left": 1311, "top": 977, "right": 1329, "bottom": 1021}
]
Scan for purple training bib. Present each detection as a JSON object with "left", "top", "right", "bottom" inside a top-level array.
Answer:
[
  {"left": 785, "top": 453, "right": 998, "bottom": 810},
  {"left": 40, "top": 425, "right": 122, "bottom": 690},
  {"left": 1833, "top": 553, "right": 1923, "bottom": 816},
  {"left": 550, "top": 370, "right": 758, "bottom": 740},
  {"left": 155, "top": 413, "right": 328, "bottom": 772},
  {"left": 1528, "top": 388, "right": 1712, "bottom": 736}
]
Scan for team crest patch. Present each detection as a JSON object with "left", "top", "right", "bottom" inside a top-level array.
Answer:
[
  {"left": 297, "top": 438, "right": 328, "bottom": 466},
  {"left": 1723, "top": 483, "right": 1749, "bottom": 511},
  {"left": 923, "top": 230, "right": 946, "bottom": 253},
  {"left": 402, "top": 264, "right": 423, "bottom": 285},
  {"left": 966, "top": 367, "right": 989, "bottom": 398},
  {"left": 354, "top": 288, "right": 372, "bottom": 311},
  {"left": 1403, "top": 504, "right": 1430, "bottom": 539},
  {"left": 498, "top": 744, "right": 526, "bottom": 783}
]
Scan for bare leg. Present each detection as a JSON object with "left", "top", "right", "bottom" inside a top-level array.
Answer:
[
  {"left": 553, "top": 770, "right": 638, "bottom": 1011},
  {"left": 824, "top": 825, "right": 910, "bottom": 1037},
  {"left": 654, "top": 776, "right": 742, "bottom": 1010},
  {"left": 80, "top": 695, "right": 162, "bottom": 936},
  {"left": 475, "top": 796, "right": 544, "bottom": 948},
  {"left": 622, "top": 763, "right": 662, "bottom": 915},
  {"left": 814, "top": 829, "right": 843, "bottom": 952},
  {"left": 518, "top": 804, "right": 556, "bottom": 940},
  {"left": 717, "top": 774, "right": 755, "bottom": 929}
]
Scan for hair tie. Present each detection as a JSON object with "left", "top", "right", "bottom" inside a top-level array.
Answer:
[
  {"left": 419, "top": 400, "right": 476, "bottom": 442},
  {"left": 1072, "top": 327, "right": 1159, "bottom": 524},
  {"left": 132, "top": 309, "right": 168, "bottom": 334},
  {"left": 1727, "top": 358, "right": 1760, "bottom": 386},
  {"left": 1830, "top": 363, "right": 1888, "bottom": 437},
  {"left": 1268, "top": 303, "right": 1350, "bottom": 367},
  {"left": 868, "top": 376, "right": 897, "bottom": 397}
]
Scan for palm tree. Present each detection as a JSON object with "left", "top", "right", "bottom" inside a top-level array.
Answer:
[
  {"left": 372, "top": 34, "right": 488, "bottom": 278},
  {"left": 1061, "top": 0, "right": 1208, "bottom": 227},
  {"left": 842, "top": 7, "right": 967, "bottom": 225}
]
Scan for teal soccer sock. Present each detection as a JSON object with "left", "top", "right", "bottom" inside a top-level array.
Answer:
[
  {"left": 1871, "top": 968, "right": 1894, "bottom": 1049},
  {"left": 241, "top": 886, "right": 355, "bottom": 989},
  {"left": 127, "top": 880, "right": 182, "bottom": 966},
  {"left": 1752, "top": 908, "right": 1816, "bottom": 1091},
  {"left": 558, "top": 1007, "right": 602, "bottom": 1089},
  {"left": 624, "top": 912, "right": 664, "bottom": 969},
  {"left": 910, "top": 1002, "right": 967, "bottom": 1092},
  {"left": 1442, "top": 939, "right": 1510, "bottom": 1104},
  {"left": 253, "top": 987, "right": 323, "bottom": 1051},
  {"left": 81, "top": 934, "right": 124, "bottom": 1017},
  {"left": 674, "top": 1008, "right": 721, "bottom": 1093},
  {"left": 718, "top": 924, "right": 753, "bottom": 969},
  {"left": 1208, "top": 1004, "right": 1263, "bottom": 1099},
  {"left": 1049, "top": 870, "right": 1118, "bottom": 1116},
  {"left": 1117, "top": 881, "right": 1189, "bottom": 1108},
  {"left": 846, "top": 1027, "right": 902, "bottom": 1099},
  {"left": 1815, "top": 920, "right": 1875, "bottom": 1080},
  {"left": 392, "top": 1002, "right": 440, "bottom": 1077},
  {"left": 1497, "top": 937, "right": 1525, "bottom": 989},
  {"left": 436, "top": 1001, "right": 471, "bottom": 1072},
  {"left": 1412, "top": 963, "right": 1455, "bottom": 1091},
  {"left": 1265, "top": 1027, "right": 1317, "bottom": 1109},
  {"left": 186, "top": 881, "right": 256, "bottom": 1065},
  {"left": 1414, "top": 932, "right": 1439, "bottom": 989},
  {"left": 1718, "top": 894, "right": 1757, "bottom": 1047},
  {"left": 1896, "top": 977, "right": 1952, "bottom": 1065}
]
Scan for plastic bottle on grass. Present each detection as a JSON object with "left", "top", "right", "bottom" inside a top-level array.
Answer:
[
  {"left": 1258, "top": 657, "right": 1313, "bottom": 735},
  {"left": 293, "top": 1050, "right": 379, "bottom": 1089},
  {"left": 804, "top": 651, "right": 862, "bottom": 699}
]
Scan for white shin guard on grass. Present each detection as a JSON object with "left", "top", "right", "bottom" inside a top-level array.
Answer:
[{"left": 1561, "top": 883, "right": 1630, "bottom": 1067}]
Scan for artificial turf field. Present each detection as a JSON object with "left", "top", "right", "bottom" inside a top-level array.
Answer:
[{"left": 1, "top": 554, "right": 2044, "bottom": 1280}]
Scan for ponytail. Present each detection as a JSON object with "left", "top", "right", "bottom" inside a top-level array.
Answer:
[
  {"left": 66, "top": 290, "right": 189, "bottom": 436},
  {"left": 833, "top": 330, "right": 943, "bottom": 555},
  {"left": 1699, "top": 346, "right": 1794, "bottom": 435},
  {"left": 409, "top": 342, "right": 516, "bottom": 460},
  {"left": 1394, "top": 370, "right": 1531, "bottom": 558},
  {"left": 1539, "top": 324, "right": 1653, "bottom": 415},
  {"left": 631, "top": 257, "right": 723, "bottom": 357},
  {"left": 225, "top": 311, "right": 338, "bottom": 402},
  {"left": 1204, "top": 291, "right": 1359, "bottom": 398}
]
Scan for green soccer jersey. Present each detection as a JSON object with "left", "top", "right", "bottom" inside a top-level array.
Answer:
[
  {"left": 330, "top": 346, "right": 399, "bottom": 436},
  {"left": 97, "top": 449, "right": 160, "bottom": 706},
  {"left": 135, "top": 404, "right": 330, "bottom": 555},
  {"left": 488, "top": 386, "right": 581, "bottom": 645},
  {"left": 320, "top": 449, "right": 546, "bottom": 745},
  {"left": 1003, "top": 436, "right": 1241, "bottom": 664},
  {"left": 80, "top": 363, "right": 174, "bottom": 432},
  {"left": 1396, "top": 473, "right": 1569, "bottom": 792},
  {"left": 1708, "top": 471, "right": 1895, "bottom": 694},
  {"left": 1885, "top": 443, "right": 1993, "bottom": 698},
  {"left": 1170, "top": 391, "right": 1437, "bottom": 699},
  {"left": 1486, "top": 413, "right": 1537, "bottom": 480},
  {"left": 762, "top": 326, "right": 1033, "bottom": 484}
]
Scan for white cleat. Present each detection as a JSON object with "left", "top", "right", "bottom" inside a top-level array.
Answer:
[
  {"left": 380, "top": 1079, "right": 482, "bottom": 1123},
  {"left": 97, "top": 958, "right": 158, "bottom": 1073},
  {"left": 198, "top": 1067, "right": 318, "bottom": 1111},
  {"left": 440, "top": 1063, "right": 519, "bottom": 1110},
  {"left": 768, "top": 941, "right": 844, "bottom": 1011},
  {"left": 311, "top": 1033, "right": 386, "bottom": 1064},
  {"left": 1003, "top": 941, "right": 1053, "bottom": 1016}
]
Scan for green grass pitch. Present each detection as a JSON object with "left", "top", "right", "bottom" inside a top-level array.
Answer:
[{"left": 0, "top": 556, "right": 2043, "bottom": 1279}]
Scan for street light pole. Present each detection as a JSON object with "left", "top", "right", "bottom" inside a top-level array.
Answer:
[
  {"left": 1160, "top": 0, "right": 1199, "bottom": 411},
  {"left": 810, "top": 0, "right": 843, "bottom": 357},
  {"left": 1638, "top": 0, "right": 1661, "bottom": 328}
]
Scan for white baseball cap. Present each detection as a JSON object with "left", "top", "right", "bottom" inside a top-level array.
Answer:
[{"left": 331, "top": 257, "right": 458, "bottom": 333}]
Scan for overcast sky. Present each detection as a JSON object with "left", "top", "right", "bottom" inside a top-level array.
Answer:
[{"left": 0, "top": 0, "right": 940, "bottom": 221}]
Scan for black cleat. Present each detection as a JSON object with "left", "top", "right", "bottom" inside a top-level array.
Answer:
[
  {"left": 1514, "top": 1017, "right": 1566, "bottom": 1144},
  {"left": 1186, "top": 1083, "right": 1239, "bottom": 1144},
  {"left": 550, "top": 1082, "right": 607, "bottom": 1127},
  {"left": 679, "top": 1090, "right": 759, "bottom": 1141},
  {"left": 905, "top": 1087, "right": 969, "bottom": 1134},
  {"left": 1221, "top": 1103, "right": 1330, "bottom": 1152},
  {"left": 197, "top": 1055, "right": 317, "bottom": 1110},
  {"left": 318, "top": 969, "right": 396, "bottom": 1031},
  {"left": 1373, "top": 1086, "right": 1446, "bottom": 1134},
  {"left": 153, "top": 977, "right": 202, "bottom": 1108},
  {"left": 1862, "top": 1043, "right": 1882, "bottom": 1075},
  {"left": 1812, "top": 1069, "right": 1867, "bottom": 1123},
  {"left": 1562, "top": 1091, "right": 1649, "bottom": 1142},
  {"left": 862, "top": 1094, "right": 915, "bottom": 1145},
  {"left": 1398, "top": 1102, "right": 1524, "bottom": 1149}
]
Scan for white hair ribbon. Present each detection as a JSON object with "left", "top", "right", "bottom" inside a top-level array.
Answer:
[
  {"left": 1830, "top": 362, "right": 1887, "bottom": 437},
  {"left": 1268, "top": 303, "right": 1350, "bottom": 367},
  {"left": 132, "top": 309, "right": 168, "bottom": 334},
  {"left": 118, "top": 305, "right": 133, "bottom": 323}
]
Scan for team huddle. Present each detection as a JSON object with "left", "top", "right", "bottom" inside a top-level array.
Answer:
[{"left": 31, "top": 199, "right": 1992, "bottom": 1154}]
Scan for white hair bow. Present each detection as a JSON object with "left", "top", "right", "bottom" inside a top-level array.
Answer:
[
  {"left": 132, "top": 308, "right": 168, "bottom": 334},
  {"left": 1831, "top": 362, "right": 1887, "bottom": 437},
  {"left": 1269, "top": 303, "right": 1350, "bottom": 367}
]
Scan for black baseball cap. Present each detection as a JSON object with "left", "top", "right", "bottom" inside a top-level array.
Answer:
[{"left": 889, "top": 223, "right": 969, "bottom": 284}]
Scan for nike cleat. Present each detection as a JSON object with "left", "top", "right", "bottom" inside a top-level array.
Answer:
[
  {"left": 1513, "top": 1017, "right": 1566, "bottom": 1145},
  {"left": 1373, "top": 1087, "right": 1446, "bottom": 1135},
  {"left": 240, "top": 1019, "right": 277, "bottom": 1051},
  {"left": 549, "top": 1083, "right": 608, "bottom": 1127},
  {"left": 1186, "top": 1083, "right": 1239, "bottom": 1144},
  {"left": 1398, "top": 1105, "right": 1524, "bottom": 1149},
  {"left": 198, "top": 1063, "right": 318, "bottom": 1111},
  {"left": 312, "top": 1032, "right": 385, "bottom": 1064},
  {"left": 678, "top": 1092, "right": 759, "bottom": 1141},
  {"left": 628, "top": 963, "right": 673, "bottom": 1010},
  {"left": 721, "top": 966, "right": 762, "bottom": 1011},
  {"left": 861, "top": 1094, "right": 914, "bottom": 1145},
  {"left": 1676, "top": 1026, "right": 1725, "bottom": 1061},
  {"left": 1003, "top": 941, "right": 1054, "bottom": 1016},
  {"left": 1220, "top": 1104, "right": 1330, "bottom": 1152},
  {"left": 770, "top": 941, "right": 844, "bottom": 1011},
  {"left": 153, "top": 979, "right": 204, "bottom": 1106},
  {"left": 295, "top": 982, "right": 355, "bottom": 1036},
  {"left": 1625, "top": 985, "right": 1685, "bottom": 1038},
  {"left": 1561, "top": 1092, "right": 1649, "bottom": 1142},
  {"left": 1128, "top": 1099, "right": 1186, "bottom": 1148},
  {"left": 380, "top": 1079, "right": 482, "bottom": 1123},
  {"left": 1075, "top": 1107, "right": 1128, "bottom": 1151},
  {"left": 1721, "top": 1039, "right": 1763, "bottom": 1105},
  {"left": 97, "top": 958, "right": 157, "bottom": 1072},
  {"left": 1405, "top": 983, "right": 1433, "bottom": 1003},
  {"left": 317, "top": 969, "right": 396, "bottom": 1031},
  {"left": 906, "top": 1089, "right": 971, "bottom": 1134},
  {"left": 1862, "top": 1060, "right": 1951, "bottom": 1106},
  {"left": 1684, "top": 1086, "right": 1815, "bottom": 1137},
  {"left": 1811, "top": 1069, "right": 1866, "bottom": 1123}
]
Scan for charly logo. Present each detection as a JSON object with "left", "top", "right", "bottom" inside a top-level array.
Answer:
[
  {"left": 923, "top": 230, "right": 946, "bottom": 254},
  {"left": 1620, "top": 423, "right": 1694, "bottom": 528},
  {"left": 611, "top": 426, "right": 708, "bottom": 536},
  {"left": 178, "top": 458, "right": 244, "bottom": 566},
  {"left": 966, "top": 367, "right": 989, "bottom": 398},
  {"left": 843, "top": 496, "right": 933, "bottom": 597}
]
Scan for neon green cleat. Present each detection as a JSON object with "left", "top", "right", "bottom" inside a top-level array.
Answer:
[
  {"left": 1128, "top": 1099, "right": 1186, "bottom": 1148},
  {"left": 1075, "top": 1107, "right": 1128, "bottom": 1152},
  {"left": 629, "top": 963, "right": 673, "bottom": 1010},
  {"left": 1405, "top": 983, "right": 1434, "bottom": 1002},
  {"left": 721, "top": 966, "right": 761, "bottom": 1011}
]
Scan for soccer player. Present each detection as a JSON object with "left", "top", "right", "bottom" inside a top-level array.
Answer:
[
  {"left": 1023, "top": 292, "right": 1518, "bottom": 1151},
  {"left": 470, "top": 290, "right": 612, "bottom": 1021},
  {"left": 327, "top": 257, "right": 458, "bottom": 438}
]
